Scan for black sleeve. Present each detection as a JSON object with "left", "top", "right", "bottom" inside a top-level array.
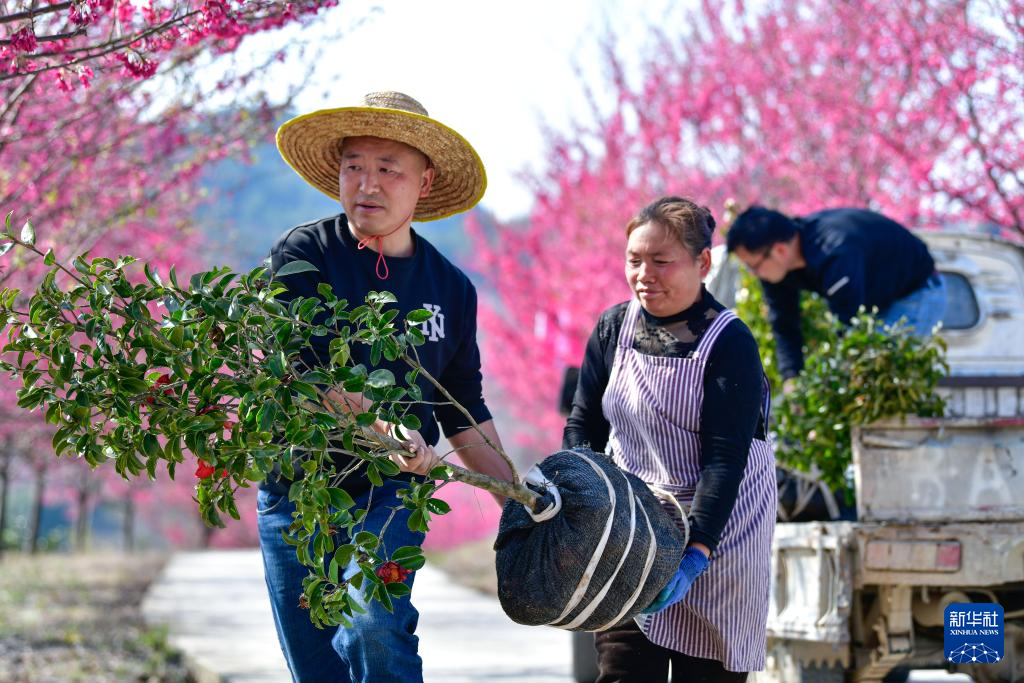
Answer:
[
  {"left": 562, "top": 314, "right": 614, "bottom": 451},
  {"left": 818, "top": 251, "right": 867, "bottom": 324},
  {"left": 269, "top": 230, "right": 331, "bottom": 370},
  {"left": 434, "top": 284, "right": 492, "bottom": 437},
  {"left": 762, "top": 279, "right": 804, "bottom": 379},
  {"left": 688, "top": 320, "right": 764, "bottom": 553}
]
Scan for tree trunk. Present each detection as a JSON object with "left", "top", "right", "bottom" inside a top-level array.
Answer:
[
  {"left": 200, "top": 522, "right": 215, "bottom": 548},
  {"left": 122, "top": 497, "right": 134, "bottom": 552},
  {"left": 0, "top": 454, "right": 10, "bottom": 559},
  {"left": 26, "top": 467, "right": 45, "bottom": 554},
  {"left": 74, "top": 482, "right": 92, "bottom": 552}
]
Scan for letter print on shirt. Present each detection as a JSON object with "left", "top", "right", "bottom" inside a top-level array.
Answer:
[{"left": 421, "top": 303, "right": 445, "bottom": 342}]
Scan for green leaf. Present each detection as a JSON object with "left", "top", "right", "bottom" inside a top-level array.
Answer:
[
  {"left": 376, "top": 458, "right": 401, "bottom": 477},
  {"left": 316, "top": 282, "right": 337, "bottom": 301},
  {"left": 385, "top": 582, "right": 411, "bottom": 597},
  {"left": 405, "top": 308, "right": 434, "bottom": 323},
  {"left": 377, "top": 583, "right": 395, "bottom": 613},
  {"left": 426, "top": 498, "right": 451, "bottom": 515},
  {"left": 354, "top": 530, "right": 378, "bottom": 548},
  {"left": 142, "top": 433, "right": 162, "bottom": 461},
  {"left": 291, "top": 381, "right": 319, "bottom": 402},
  {"left": 0, "top": 243, "right": 13, "bottom": 257},
  {"left": 274, "top": 260, "right": 319, "bottom": 278},
  {"left": 257, "top": 402, "right": 279, "bottom": 432},
  {"left": 20, "top": 220, "right": 35, "bottom": 246},
  {"left": 407, "top": 509, "right": 426, "bottom": 533},
  {"left": 327, "top": 487, "right": 355, "bottom": 510},
  {"left": 301, "top": 371, "right": 331, "bottom": 384},
  {"left": 267, "top": 351, "right": 287, "bottom": 378},
  {"left": 43, "top": 248, "right": 55, "bottom": 265},
  {"left": 369, "top": 291, "right": 397, "bottom": 304},
  {"left": 397, "top": 554, "right": 425, "bottom": 570},
  {"left": 366, "top": 369, "right": 395, "bottom": 389},
  {"left": 328, "top": 557, "right": 341, "bottom": 584},
  {"left": 119, "top": 377, "right": 150, "bottom": 394},
  {"left": 391, "top": 545, "right": 423, "bottom": 563}
]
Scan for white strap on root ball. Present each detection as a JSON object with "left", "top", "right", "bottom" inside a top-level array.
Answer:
[{"left": 494, "top": 448, "right": 688, "bottom": 632}]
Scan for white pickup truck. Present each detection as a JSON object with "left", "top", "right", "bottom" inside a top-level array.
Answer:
[
  {"left": 748, "top": 230, "right": 1024, "bottom": 683},
  {"left": 568, "top": 230, "right": 1024, "bottom": 683}
]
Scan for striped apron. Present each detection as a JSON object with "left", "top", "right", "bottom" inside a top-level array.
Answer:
[{"left": 602, "top": 300, "right": 776, "bottom": 672}]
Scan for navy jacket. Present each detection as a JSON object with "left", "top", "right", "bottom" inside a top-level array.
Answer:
[{"left": 762, "top": 208, "right": 935, "bottom": 378}]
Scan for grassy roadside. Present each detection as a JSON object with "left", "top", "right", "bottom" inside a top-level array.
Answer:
[{"left": 0, "top": 552, "right": 194, "bottom": 683}]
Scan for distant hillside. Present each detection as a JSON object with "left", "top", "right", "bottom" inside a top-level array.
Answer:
[{"left": 193, "top": 142, "right": 496, "bottom": 276}]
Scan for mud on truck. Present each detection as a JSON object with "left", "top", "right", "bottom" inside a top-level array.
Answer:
[{"left": 566, "top": 230, "right": 1024, "bottom": 683}]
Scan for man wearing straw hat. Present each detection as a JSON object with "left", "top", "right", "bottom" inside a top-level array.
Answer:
[{"left": 260, "top": 91, "right": 513, "bottom": 682}]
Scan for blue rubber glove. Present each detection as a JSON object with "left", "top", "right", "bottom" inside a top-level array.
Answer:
[{"left": 641, "top": 546, "right": 710, "bottom": 614}]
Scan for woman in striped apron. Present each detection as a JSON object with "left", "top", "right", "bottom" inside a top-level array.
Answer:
[{"left": 563, "top": 196, "right": 776, "bottom": 682}]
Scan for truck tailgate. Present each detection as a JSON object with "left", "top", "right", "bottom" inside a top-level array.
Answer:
[{"left": 853, "top": 417, "right": 1024, "bottom": 522}]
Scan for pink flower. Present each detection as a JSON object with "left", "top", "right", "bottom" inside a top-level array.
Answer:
[
  {"left": 115, "top": 51, "right": 158, "bottom": 79},
  {"left": 77, "top": 65, "right": 94, "bottom": 88},
  {"left": 10, "top": 27, "right": 38, "bottom": 54},
  {"left": 117, "top": 0, "right": 135, "bottom": 23},
  {"left": 53, "top": 70, "right": 73, "bottom": 93},
  {"left": 69, "top": 2, "right": 95, "bottom": 26}
]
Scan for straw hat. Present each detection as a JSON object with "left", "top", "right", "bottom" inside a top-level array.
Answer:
[{"left": 276, "top": 92, "right": 487, "bottom": 221}]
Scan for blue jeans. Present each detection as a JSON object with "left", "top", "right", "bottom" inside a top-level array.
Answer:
[
  {"left": 258, "top": 479, "right": 426, "bottom": 683},
  {"left": 878, "top": 272, "right": 947, "bottom": 337}
]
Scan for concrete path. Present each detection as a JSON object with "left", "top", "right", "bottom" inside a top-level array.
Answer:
[
  {"left": 142, "top": 550, "right": 573, "bottom": 683},
  {"left": 142, "top": 550, "right": 971, "bottom": 683}
]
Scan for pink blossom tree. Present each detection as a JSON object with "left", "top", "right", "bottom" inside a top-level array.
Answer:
[
  {"left": 1, "top": 0, "right": 340, "bottom": 550},
  {"left": 472, "top": 0, "right": 1024, "bottom": 450}
]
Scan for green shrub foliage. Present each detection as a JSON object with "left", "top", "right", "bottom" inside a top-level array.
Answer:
[
  {"left": 734, "top": 267, "right": 947, "bottom": 496},
  {"left": 0, "top": 216, "right": 526, "bottom": 628}
]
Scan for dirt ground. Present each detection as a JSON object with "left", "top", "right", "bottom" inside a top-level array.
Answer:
[{"left": 0, "top": 552, "right": 193, "bottom": 683}]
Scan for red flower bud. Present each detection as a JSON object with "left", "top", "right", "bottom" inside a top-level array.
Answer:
[{"left": 375, "top": 561, "right": 412, "bottom": 585}]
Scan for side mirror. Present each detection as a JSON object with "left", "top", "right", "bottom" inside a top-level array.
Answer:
[{"left": 558, "top": 366, "right": 580, "bottom": 416}]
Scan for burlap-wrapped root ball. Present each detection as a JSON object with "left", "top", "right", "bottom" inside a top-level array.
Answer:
[{"left": 494, "top": 447, "right": 687, "bottom": 632}]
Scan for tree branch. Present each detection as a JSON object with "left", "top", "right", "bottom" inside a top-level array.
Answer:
[{"left": 0, "top": 1, "right": 73, "bottom": 26}]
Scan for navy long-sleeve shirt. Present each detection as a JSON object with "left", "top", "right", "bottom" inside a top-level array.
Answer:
[
  {"left": 762, "top": 208, "right": 935, "bottom": 378},
  {"left": 562, "top": 288, "right": 767, "bottom": 553},
  {"left": 261, "top": 214, "right": 492, "bottom": 497}
]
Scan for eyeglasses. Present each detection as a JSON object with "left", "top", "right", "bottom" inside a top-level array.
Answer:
[{"left": 745, "top": 247, "right": 773, "bottom": 273}]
